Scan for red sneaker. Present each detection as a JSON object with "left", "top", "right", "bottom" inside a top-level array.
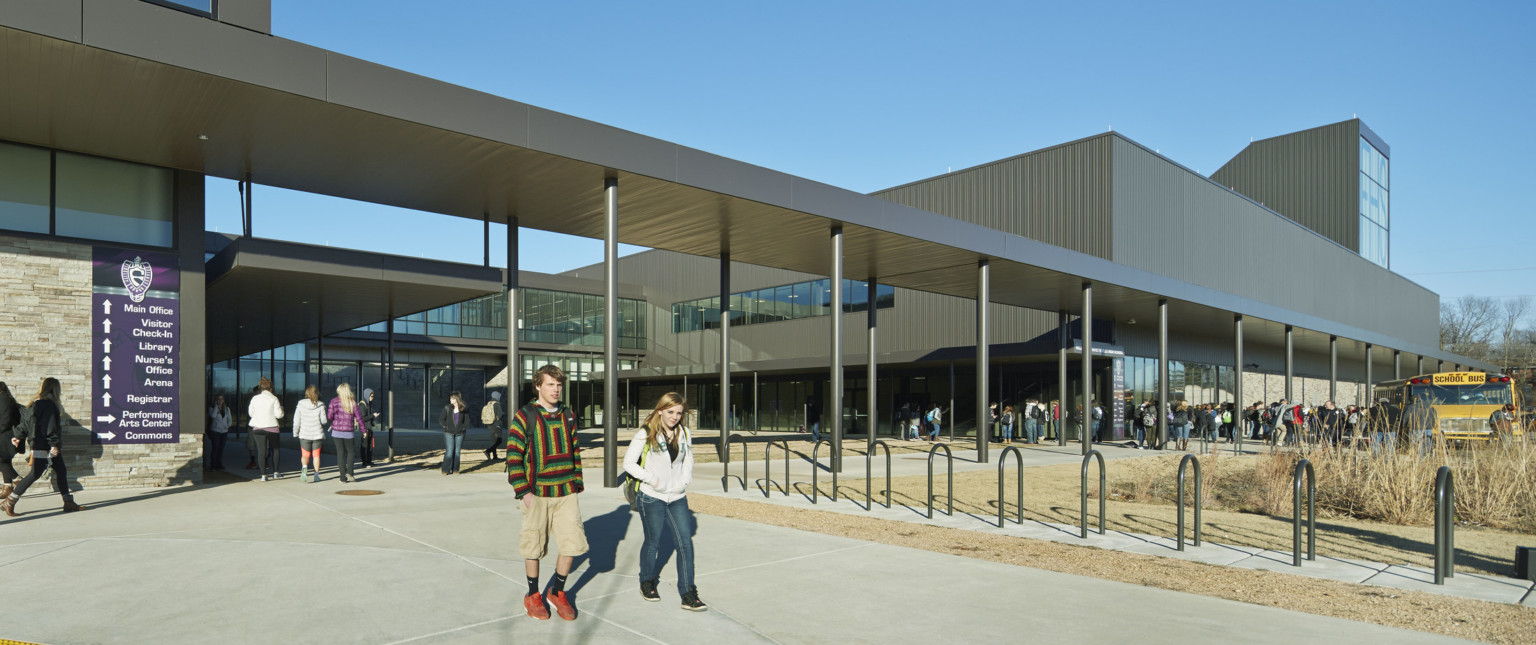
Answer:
[
  {"left": 547, "top": 590, "right": 576, "bottom": 620},
  {"left": 523, "top": 593, "right": 549, "bottom": 620}
]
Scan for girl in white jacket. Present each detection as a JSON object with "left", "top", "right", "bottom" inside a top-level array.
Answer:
[
  {"left": 292, "top": 385, "right": 329, "bottom": 483},
  {"left": 622, "top": 392, "right": 706, "bottom": 611}
]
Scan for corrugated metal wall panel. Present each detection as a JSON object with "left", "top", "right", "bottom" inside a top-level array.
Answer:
[
  {"left": 872, "top": 135, "right": 1115, "bottom": 259},
  {"left": 1111, "top": 138, "right": 1437, "bottom": 346},
  {"left": 1210, "top": 120, "right": 1359, "bottom": 251}
]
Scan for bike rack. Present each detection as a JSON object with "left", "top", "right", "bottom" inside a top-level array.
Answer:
[
  {"left": 867, "top": 440, "right": 892, "bottom": 510},
  {"left": 1293, "top": 459, "right": 1315, "bottom": 566},
  {"left": 811, "top": 439, "right": 837, "bottom": 504},
  {"left": 1435, "top": 465, "right": 1456, "bottom": 584},
  {"left": 762, "top": 440, "right": 789, "bottom": 498},
  {"left": 927, "top": 443, "right": 953, "bottom": 519},
  {"left": 1176, "top": 454, "right": 1202, "bottom": 550},
  {"left": 721, "top": 433, "right": 747, "bottom": 492},
  {"left": 1080, "top": 450, "right": 1105, "bottom": 538},
  {"left": 997, "top": 446, "right": 1023, "bottom": 527}
]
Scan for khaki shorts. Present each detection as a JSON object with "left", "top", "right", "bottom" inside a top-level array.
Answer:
[{"left": 519, "top": 494, "right": 589, "bottom": 560}]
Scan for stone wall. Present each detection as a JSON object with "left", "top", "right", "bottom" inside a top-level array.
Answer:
[{"left": 0, "top": 234, "right": 199, "bottom": 490}]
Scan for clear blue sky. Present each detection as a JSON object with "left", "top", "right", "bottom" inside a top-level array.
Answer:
[{"left": 207, "top": 0, "right": 1536, "bottom": 305}]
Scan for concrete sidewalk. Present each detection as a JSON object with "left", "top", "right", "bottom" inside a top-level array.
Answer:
[{"left": 0, "top": 462, "right": 1477, "bottom": 644}]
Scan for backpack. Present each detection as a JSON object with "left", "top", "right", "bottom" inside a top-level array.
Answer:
[
  {"left": 1222, "top": 411, "right": 1232, "bottom": 424},
  {"left": 1030, "top": 405, "right": 1045, "bottom": 421},
  {"left": 926, "top": 409, "right": 939, "bottom": 423},
  {"left": 1261, "top": 407, "right": 1277, "bottom": 425},
  {"left": 1139, "top": 407, "right": 1157, "bottom": 428},
  {"left": 481, "top": 400, "right": 499, "bottom": 425},
  {"left": 1001, "top": 412, "right": 1014, "bottom": 425}
]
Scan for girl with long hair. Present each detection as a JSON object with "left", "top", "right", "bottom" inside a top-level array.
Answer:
[
  {"left": 207, "top": 393, "right": 233, "bottom": 471},
  {"left": 293, "top": 385, "right": 329, "bottom": 483},
  {"left": 3, "top": 377, "right": 80, "bottom": 515},
  {"left": 438, "top": 390, "right": 471, "bottom": 475},
  {"left": 327, "top": 383, "right": 366, "bottom": 483},
  {"left": 248, "top": 377, "right": 284, "bottom": 481},
  {"left": 622, "top": 392, "right": 706, "bottom": 611}
]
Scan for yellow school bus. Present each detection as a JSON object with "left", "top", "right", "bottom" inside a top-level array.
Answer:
[{"left": 1373, "top": 372, "right": 1524, "bottom": 441}]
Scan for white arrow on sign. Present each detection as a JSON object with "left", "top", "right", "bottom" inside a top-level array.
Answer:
[
  {"left": 102, "top": 338, "right": 112, "bottom": 353},
  {"left": 102, "top": 356, "right": 112, "bottom": 371},
  {"left": 102, "top": 299, "right": 112, "bottom": 314},
  {"left": 101, "top": 392, "right": 111, "bottom": 407},
  {"left": 102, "top": 374, "right": 112, "bottom": 390},
  {"left": 96, "top": 431, "right": 116, "bottom": 441},
  {"left": 95, "top": 414, "right": 116, "bottom": 424},
  {"left": 102, "top": 319, "right": 111, "bottom": 334}
]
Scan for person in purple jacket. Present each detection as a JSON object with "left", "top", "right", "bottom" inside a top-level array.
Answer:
[{"left": 327, "top": 383, "right": 366, "bottom": 483}]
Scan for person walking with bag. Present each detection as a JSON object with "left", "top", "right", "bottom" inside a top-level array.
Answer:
[
  {"left": 293, "top": 385, "right": 329, "bottom": 483},
  {"left": 0, "top": 383, "right": 24, "bottom": 497},
  {"left": 248, "top": 378, "right": 284, "bottom": 481},
  {"left": 359, "top": 389, "right": 380, "bottom": 468},
  {"left": 623, "top": 392, "right": 706, "bottom": 611},
  {"left": 482, "top": 391, "right": 505, "bottom": 462},
  {"left": 207, "top": 394, "right": 233, "bottom": 471},
  {"left": 327, "top": 383, "right": 366, "bottom": 483},
  {"left": 2, "top": 377, "right": 81, "bottom": 515},
  {"left": 439, "top": 391, "right": 471, "bottom": 475}
]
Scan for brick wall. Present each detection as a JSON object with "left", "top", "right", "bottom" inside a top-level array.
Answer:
[{"left": 0, "top": 234, "right": 199, "bottom": 490}]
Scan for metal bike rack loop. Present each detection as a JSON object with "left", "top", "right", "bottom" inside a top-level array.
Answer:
[
  {"left": 927, "top": 443, "right": 953, "bottom": 519},
  {"left": 1293, "top": 459, "right": 1315, "bottom": 566},
  {"left": 762, "top": 440, "right": 789, "bottom": 498},
  {"left": 1435, "top": 466, "right": 1456, "bottom": 584},
  {"left": 1080, "top": 450, "right": 1105, "bottom": 538},
  {"left": 811, "top": 439, "right": 837, "bottom": 504},
  {"left": 722, "top": 433, "right": 747, "bottom": 492},
  {"left": 1176, "top": 453, "right": 1202, "bottom": 550},
  {"left": 867, "top": 440, "right": 892, "bottom": 510},
  {"left": 997, "top": 446, "right": 1024, "bottom": 527}
]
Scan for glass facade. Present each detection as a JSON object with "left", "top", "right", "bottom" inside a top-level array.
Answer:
[
  {"left": 1359, "top": 137, "right": 1389, "bottom": 268},
  {"left": 142, "top": 0, "right": 215, "bottom": 16},
  {"left": 672, "top": 278, "right": 895, "bottom": 333},
  {"left": 0, "top": 141, "right": 174, "bottom": 247},
  {"left": 355, "top": 289, "right": 646, "bottom": 350}
]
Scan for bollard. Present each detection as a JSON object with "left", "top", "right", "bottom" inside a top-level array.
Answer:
[
  {"left": 928, "top": 443, "right": 953, "bottom": 519},
  {"left": 1435, "top": 466, "right": 1456, "bottom": 584},
  {"left": 1293, "top": 459, "right": 1315, "bottom": 566},
  {"left": 763, "top": 440, "right": 789, "bottom": 498},
  {"left": 1080, "top": 450, "right": 1106, "bottom": 538},
  {"left": 997, "top": 446, "right": 1024, "bottom": 527},
  {"left": 867, "top": 440, "right": 892, "bottom": 510},
  {"left": 1177, "top": 454, "right": 1202, "bottom": 550},
  {"left": 811, "top": 439, "right": 836, "bottom": 503}
]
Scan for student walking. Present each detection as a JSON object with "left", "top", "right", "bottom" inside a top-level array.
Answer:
[
  {"left": 508, "top": 364, "right": 588, "bottom": 621},
  {"left": 327, "top": 383, "right": 366, "bottom": 483},
  {"left": 439, "top": 391, "right": 471, "bottom": 475},
  {"left": 482, "top": 391, "right": 505, "bottom": 462},
  {"left": 359, "top": 388, "right": 380, "bottom": 468},
  {"left": 623, "top": 392, "right": 707, "bottom": 611},
  {"left": 207, "top": 394, "right": 233, "bottom": 471},
  {"left": 0, "top": 383, "right": 24, "bottom": 492},
  {"left": 248, "top": 378, "right": 284, "bottom": 481},
  {"left": 293, "top": 385, "right": 329, "bottom": 483},
  {"left": 2, "top": 378, "right": 81, "bottom": 515}
]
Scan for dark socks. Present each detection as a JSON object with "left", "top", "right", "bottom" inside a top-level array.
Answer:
[
  {"left": 550, "top": 572, "right": 568, "bottom": 594},
  {"left": 527, "top": 576, "right": 539, "bottom": 596}
]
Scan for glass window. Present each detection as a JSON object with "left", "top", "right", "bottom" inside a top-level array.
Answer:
[
  {"left": 849, "top": 279, "right": 869, "bottom": 313},
  {"left": 0, "top": 142, "right": 49, "bottom": 234},
  {"left": 812, "top": 279, "right": 830, "bottom": 316},
  {"left": 792, "top": 282, "right": 811, "bottom": 319},
  {"left": 774, "top": 285, "right": 793, "bottom": 321},
  {"left": 55, "top": 152, "right": 173, "bottom": 247},
  {"left": 146, "top": 1, "right": 215, "bottom": 15},
  {"left": 876, "top": 284, "right": 896, "bottom": 309}
]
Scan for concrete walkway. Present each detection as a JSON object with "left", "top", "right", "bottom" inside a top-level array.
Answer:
[
  {"left": 0, "top": 454, "right": 1486, "bottom": 644},
  {"left": 691, "top": 443, "right": 1536, "bottom": 609}
]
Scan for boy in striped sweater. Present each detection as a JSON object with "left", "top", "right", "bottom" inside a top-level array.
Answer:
[{"left": 507, "top": 364, "right": 588, "bottom": 621}]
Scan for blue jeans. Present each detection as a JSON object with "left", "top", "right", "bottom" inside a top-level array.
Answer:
[
  {"left": 637, "top": 493, "right": 696, "bottom": 596},
  {"left": 927, "top": 421, "right": 940, "bottom": 440},
  {"left": 808, "top": 422, "right": 821, "bottom": 444},
  {"left": 1024, "top": 419, "right": 1040, "bottom": 443},
  {"left": 442, "top": 433, "right": 464, "bottom": 473},
  {"left": 1134, "top": 425, "right": 1145, "bottom": 447},
  {"left": 1001, "top": 423, "right": 1013, "bottom": 442}
]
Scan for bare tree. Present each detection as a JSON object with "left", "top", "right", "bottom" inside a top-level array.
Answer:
[
  {"left": 1440, "top": 295, "right": 1498, "bottom": 360},
  {"left": 1498, "top": 296, "right": 1532, "bottom": 369}
]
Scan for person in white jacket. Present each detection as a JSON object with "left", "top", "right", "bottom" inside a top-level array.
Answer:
[
  {"left": 247, "top": 377, "right": 284, "bottom": 481},
  {"left": 622, "top": 392, "right": 706, "bottom": 612},
  {"left": 292, "top": 385, "right": 329, "bottom": 483}
]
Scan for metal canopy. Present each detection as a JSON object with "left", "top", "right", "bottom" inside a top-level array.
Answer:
[
  {"left": 0, "top": 7, "right": 1486, "bottom": 370},
  {"left": 204, "top": 237, "right": 502, "bottom": 364}
]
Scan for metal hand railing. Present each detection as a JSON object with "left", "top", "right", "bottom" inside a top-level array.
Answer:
[
  {"left": 867, "top": 440, "right": 891, "bottom": 510},
  {"left": 811, "top": 439, "right": 836, "bottom": 503},
  {"left": 762, "top": 440, "right": 789, "bottom": 498},
  {"left": 1080, "top": 450, "right": 1105, "bottom": 538},
  {"left": 1293, "top": 459, "right": 1315, "bottom": 566},
  {"left": 1177, "top": 453, "right": 1202, "bottom": 550},
  {"left": 927, "top": 443, "right": 953, "bottom": 519},
  {"left": 721, "top": 433, "right": 747, "bottom": 492},
  {"left": 997, "top": 446, "right": 1023, "bottom": 527},
  {"left": 1435, "top": 465, "right": 1456, "bottom": 584}
]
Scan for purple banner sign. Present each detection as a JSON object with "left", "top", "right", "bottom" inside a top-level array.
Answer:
[{"left": 92, "top": 248, "right": 180, "bottom": 445}]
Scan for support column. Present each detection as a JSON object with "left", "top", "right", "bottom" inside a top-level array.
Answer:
[
  {"left": 1081, "top": 282, "right": 1093, "bottom": 455},
  {"left": 506, "top": 216, "right": 519, "bottom": 416},
  {"left": 482, "top": 212, "right": 490, "bottom": 267},
  {"left": 1394, "top": 350, "right": 1402, "bottom": 380},
  {"left": 1234, "top": 315, "right": 1244, "bottom": 452},
  {"left": 1329, "top": 336, "right": 1338, "bottom": 403},
  {"left": 867, "top": 278, "right": 878, "bottom": 450},
  {"left": 829, "top": 226, "right": 844, "bottom": 473},
  {"left": 719, "top": 253, "right": 731, "bottom": 463},
  {"left": 1284, "top": 326, "right": 1294, "bottom": 402},
  {"left": 1365, "top": 344, "right": 1374, "bottom": 403},
  {"left": 603, "top": 178, "right": 619, "bottom": 487},
  {"left": 1436, "top": 359, "right": 1443, "bottom": 372},
  {"left": 1058, "top": 309, "right": 1068, "bottom": 446},
  {"left": 1417, "top": 356, "right": 1425, "bottom": 376},
  {"left": 976, "top": 260, "right": 990, "bottom": 463},
  {"left": 386, "top": 294, "right": 395, "bottom": 462},
  {"left": 1158, "top": 300, "right": 1169, "bottom": 450}
]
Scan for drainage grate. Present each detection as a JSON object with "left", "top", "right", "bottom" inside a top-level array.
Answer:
[{"left": 335, "top": 489, "right": 384, "bottom": 496}]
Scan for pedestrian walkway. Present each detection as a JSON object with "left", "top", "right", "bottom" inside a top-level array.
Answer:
[
  {"left": 0, "top": 460, "right": 1482, "bottom": 643},
  {"left": 691, "top": 445, "right": 1536, "bottom": 609}
]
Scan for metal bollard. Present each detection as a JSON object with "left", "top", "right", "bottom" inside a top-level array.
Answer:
[
  {"left": 1435, "top": 466, "right": 1456, "bottom": 584},
  {"left": 997, "top": 446, "right": 1024, "bottom": 527},
  {"left": 867, "top": 440, "right": 892, "bottom": 510},
  {"left": 1081, "top": 450, "right": 1105, "bottom": 538},
  {"left": 1293, "top": 459, "right": 1315, "bottom": 566},
  {"left": 928, "top": 443, "right": 953, "bottom": 519},
  {"left": 1177, "top": 453, "right": 1202, "bottom": 550}
]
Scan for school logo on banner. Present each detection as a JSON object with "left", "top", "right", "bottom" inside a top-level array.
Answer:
[{"left": 121, "top": 256, "right": 153, "bottom": 303}]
